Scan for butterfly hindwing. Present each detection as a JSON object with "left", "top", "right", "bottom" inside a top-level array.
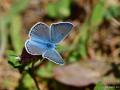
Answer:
[
  {"left": 42, "top": 49, "right": 64, "bottom": 65},
  {"left": 25, "top": 39, "right": 48, "bottom": 55},
  {"left": 50, "top": 22, "right": 73, "bottom": 43}
]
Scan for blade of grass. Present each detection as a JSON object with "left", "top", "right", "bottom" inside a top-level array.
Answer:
[
  {"left": 4, "top": 0, "right": 28, "bottom": 22},
  {"left": 69, "top": 21, "right": 89, "bottom": 59},
  {"left": 78, "top": 22, "right": 89, "bottom": 58},
  {"left": 0, "top": 19, "right": 8, "bottom": 58},
  {"left": 9, "top": 0, "right": 29, "bottom": 15},
  {"left": 10, "top": 15, "right": 23, "bottom": 55},
  {"left": 91, "top": 0, "right": 106, "bottom": 27}
]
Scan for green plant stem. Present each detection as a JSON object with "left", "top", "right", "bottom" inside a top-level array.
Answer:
[
  {"left": 29, "top": 61, "right": 40, "bottom": 90},
  {"left": 35, "top": 58, "right": 45, "bottom": 68},
  {"left": 29, "top": 58, "right": 44, "bottom": 90}
]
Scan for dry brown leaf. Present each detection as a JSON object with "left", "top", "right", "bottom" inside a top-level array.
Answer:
[{"left": 53, "top": 60, "right": 111, "bottom": 87}]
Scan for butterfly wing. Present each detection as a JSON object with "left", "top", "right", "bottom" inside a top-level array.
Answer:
[
  {"left": 29, "top": 22, "right": 50, "bottom": 42},
  {"left": 25, "top": 22, "right": 51, "bottom": 55},
  {"left": 25, "top": 39, "right": 48, "bottom": 55},
  {"left": 42, "top": 49, "right": 64, "bottom": 65},
  {"left": 50, "top": 22, "right": 73, "bottom": 43}
]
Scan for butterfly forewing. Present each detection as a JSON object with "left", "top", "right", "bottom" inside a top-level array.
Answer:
[
  {"left": 50, "top": 22, "right": 73, "bottom": 43},
  {"left": 29, "top": 22, "right": 51, "bottom": 42}
]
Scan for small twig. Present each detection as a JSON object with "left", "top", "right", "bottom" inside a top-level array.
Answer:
[
  {"left": 32, "top": 61, "right": 40, "bottom": 90},
  {"left": 34, "top": 58, "right": 44, "bottom": 67},
  {"left": 111, "top": 17, "right": 120, "bottom": 26},
  {"left": 28, "top": 58, "right": 45, "bottom": 90},
  {"left": 29, "top": 61, "right": 40, "bottom": 90}
]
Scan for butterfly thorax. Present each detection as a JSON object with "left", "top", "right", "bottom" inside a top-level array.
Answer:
[{"left": 46, "top": 43, "right": 55, "bottom": 49}]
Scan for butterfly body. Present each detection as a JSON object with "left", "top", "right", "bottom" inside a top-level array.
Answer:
[
  {"left": 25, "top": 22, "right": 73, "bottom": 65},
  {"left": 46, "top": 43, "right": 55, "bottom": 49}
]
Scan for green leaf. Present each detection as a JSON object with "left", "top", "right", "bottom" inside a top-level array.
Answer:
[
  {"left": 47, "top": 0, "right": 71, "bottom": 18},
  {"left": 7, "top": 50, "right": 21, "bottom": 68},
  {"left": 10, "top": 15, "right": 23, "bottom": 55},
  {"left": 69, "top": 56, "right": 77, "bottom": 63},
  {"left": 91, "top": 0, "right": 106, "bottom": 27},
  {"left": 57, "top": 0, "right": 71, "bottom": 17},
  {"left": 47, "top": 3, "right": 57, "bottom": 18},
  {"left": 106, "top": 6, "right": 120, "bottom": 19},
  {"left": 56, "top": 45, "right": 68, "bottom": 53},
  {"left": 94, "top": 81, "right": 105, "bottom": 90},
  {"left": 23, "top": 74, "right": 34, "bottom": 88},
  {"left": 36, "top": 63, "right": 54, "bottom": 78},
  {"left": 78, "top": 22, "right": 89, "bottom": 58},
  {"left": 94, "top": 81, "right": 115, "bottom": 90},
  {"left": 9, "top": 0, "right": 29, "bottom": 15}
]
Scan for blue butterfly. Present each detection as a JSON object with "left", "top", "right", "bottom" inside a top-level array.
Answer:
[{"left": 25, "top": 22, "right": 73, "bottom": 65}]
